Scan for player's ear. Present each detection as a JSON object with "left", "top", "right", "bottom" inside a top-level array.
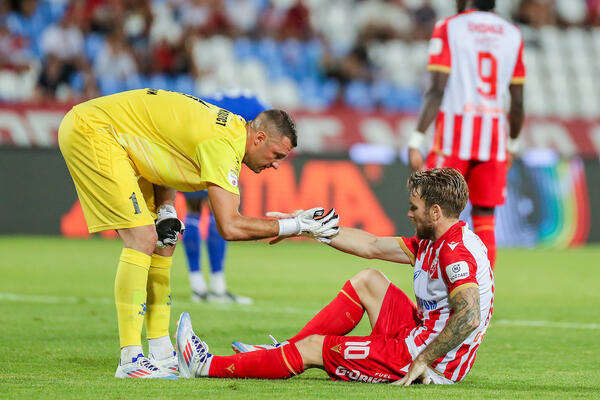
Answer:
[
  {"left": 430, "top": 204, "right": 442, "bottom": 221},
  {"left": 255, "top": 130, "right": 267, "bottom": 144}
]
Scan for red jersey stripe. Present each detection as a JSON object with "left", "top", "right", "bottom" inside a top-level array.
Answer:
[
  {"left": 452, "top": 115, "right": 463, "bottom": 156},
  {"left": 470, "top": 115, "right": 483, "bottom": 159},
  {"left": 456, "top": 343, "right": 479, "bottom": 381},
  {"left": 443, "top": 343, "right": 471, "bottom": 380},
  {"left": 490, "top": 117, "right": 499, "bottom": 160}
]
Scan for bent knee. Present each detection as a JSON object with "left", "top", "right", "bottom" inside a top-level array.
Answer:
[
  {"left": 350, "top": 269, "right": 389, "bottom": 296},
  {"left": 295, "top": 335, "right": 325, "bottom": 367},
  {"left": 119, "top": 225, "right": 158, "bottom": 255}
]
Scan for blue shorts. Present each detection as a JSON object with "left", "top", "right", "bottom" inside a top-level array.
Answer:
[{"left": 182, "top": 190, "right": 209, "bottom": 199}]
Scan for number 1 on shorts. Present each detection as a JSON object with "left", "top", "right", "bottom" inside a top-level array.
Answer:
[{"left": 129, "top": 192, "right": 141, "bottom": 214}]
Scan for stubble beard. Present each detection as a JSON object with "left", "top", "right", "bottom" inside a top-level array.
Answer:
[{"left": 415, "top": 222, "right": 435, "bottom": 241}]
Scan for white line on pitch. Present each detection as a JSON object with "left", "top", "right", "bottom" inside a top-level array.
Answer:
[
  {"left": 1, "top": 292, "right": 598, "bottom": 330},
  {"left": 492, "top": 319, "right": 600, "bottom": 330}
]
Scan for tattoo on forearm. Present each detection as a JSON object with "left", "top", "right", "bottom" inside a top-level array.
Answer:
[{"left": 419, "top": 287, "right": 480, "bottom": 364}]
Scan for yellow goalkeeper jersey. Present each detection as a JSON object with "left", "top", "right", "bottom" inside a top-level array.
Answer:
[{"left": 72, "top": 89, "right": 246, "bottom": 194}]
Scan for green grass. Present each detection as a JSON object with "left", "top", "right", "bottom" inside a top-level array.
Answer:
[{"left": 0, "top": 237, "right": 599, "bottom": 399}]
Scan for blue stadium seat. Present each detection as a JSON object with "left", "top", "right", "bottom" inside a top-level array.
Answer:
[
  {"left": 85, "top": 34, "right": 106, "bottom": 63},
  {"left": 148, "top": 74, "right": 169, "bottom": 91},
  {"left": 124, "top": 74, "right": 144, "bottom": 91},
  {"left": 98, "top": 76, "right": 126, "bottom": 96},
  {"left": 174, "top": 74, "right": 195, "bottom": 94},
  {"left": 69, "top": 72, "right": 84, "bottom": 93},
  {"left": 233, "top": 37, "right": 257, "bottom": 60},
  {"left": 257, "top": 38, "right": 281, "bottom": 64},
  {"left": 344, "top": 81, "right": 375, "bottom": 110}
]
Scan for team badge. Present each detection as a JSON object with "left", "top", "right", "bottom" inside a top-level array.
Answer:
[
  {"left": 446, "top": 261, "right": 469, "bottom": 283},
  {"left": 228, "top": 169, "right": 239, "bottom": 187},
  {"left": 226, "top": 363, "right": 235, "bottom": 373}
]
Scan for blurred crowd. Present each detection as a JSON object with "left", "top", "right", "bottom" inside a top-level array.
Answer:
[{"left": 0, "top": 0, "right": 599, "bottom": 111}]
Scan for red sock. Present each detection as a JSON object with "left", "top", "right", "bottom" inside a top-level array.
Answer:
[
  {"left": 288, "top": 281, "right": 364, "bottom": 344},
  {"left": 208, "top": 343, "right": 304, "bottom": 379},
  {"left": 472, "top": 214, "right": 496, "bottom": 270}
]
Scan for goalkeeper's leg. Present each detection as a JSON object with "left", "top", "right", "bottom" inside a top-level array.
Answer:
[
  {"left": 115, "top": 225, "right": 155, "bottom": 363},
  {"left": 146, "top": 249, "right": 177, "bottom": 373}
]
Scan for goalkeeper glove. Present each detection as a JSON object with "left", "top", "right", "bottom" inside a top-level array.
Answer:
[
  {"left": 155, "top": 204, "right": 185, "bottom": 247},
  {"left": 277, "top": 207, "right": 339, "bottom": 239}
]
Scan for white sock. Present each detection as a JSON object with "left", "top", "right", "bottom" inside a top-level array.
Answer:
[
  {"left": 148, "top": 335, "right": 175, "bottom": 360},
  {"left": 198, "top": 355, "right": 213, "bottom": 377},
  {"left": 190, "top": 271, "right": 207, "bottom": 295},
  {"left": 210, "top": 271, "right": 226, "bottom": 295},
  {"left": 120, "top": 345, "right": 143, "bottom": 364}
]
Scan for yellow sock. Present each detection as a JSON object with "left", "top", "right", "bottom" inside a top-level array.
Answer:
[
  {"left": 145, "top": 254, "right": 173, "bottom": 339},
  {"left": 115, "top": 248, "right": 151, "bottom": 348}
]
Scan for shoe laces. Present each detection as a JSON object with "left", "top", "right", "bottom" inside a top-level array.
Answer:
[
  {"left": 140, "top": 358, "right": 160, "bottom": 372},
  {"left": 268, "top": 334, "right": 282, "bottom": 347},
  {"left": 191, "top": 334, "right": 209, "bottom": 360}
]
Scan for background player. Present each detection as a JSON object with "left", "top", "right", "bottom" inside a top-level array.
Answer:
[
  {"left": 58, "top": 89, "right": 339, "bottom": 379},
  {"left": 407, "top": 0, "right": 526, "bottom": 269},
  {"left": 182, "top": 90, "right": 268, "bottom": 305},
  {"left": 176, "top": 168, "right": 494, "bottom": 385}
]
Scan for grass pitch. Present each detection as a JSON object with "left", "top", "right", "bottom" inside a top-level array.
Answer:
[{"left": 0, "top": 237, "right": 599, "bottom": 399}]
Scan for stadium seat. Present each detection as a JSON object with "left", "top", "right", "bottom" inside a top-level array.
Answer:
[
  {"left": 98, "top": 76, "right": 126, "bottom": 96},
  {"left": 233, "top": 37, "right": 257, "bottom": 61},
  {"left": 84, "top": 34, "right": 106, "bottom": 63},
  {"left": 344, "top": 81, "right": 375, "bottom": 110},
  {"left": 174, "top": 75, "right": 196, "bottom": 94},
  {"left": 268, "top": 78, "right": 300, "bottom": 109}
]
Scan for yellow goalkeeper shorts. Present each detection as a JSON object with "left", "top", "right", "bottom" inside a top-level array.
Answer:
[{"left": 58, "top": 109, "right": 157, "bottom": 233}]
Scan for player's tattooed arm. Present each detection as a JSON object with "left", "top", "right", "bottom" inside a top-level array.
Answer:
[{"left": 416, "top": 285, "right": 480, "bottom": 364}]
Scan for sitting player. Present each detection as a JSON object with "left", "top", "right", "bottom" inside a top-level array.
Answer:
[
  {"left": 182, "top": 90, "right": 268, "bottom": 304},
  {"left": 175, "top": 168, "right": 494, "bottom": 385}
]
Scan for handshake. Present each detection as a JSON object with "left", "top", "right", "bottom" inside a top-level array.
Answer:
[{"left": 271, "top": 207, "right": 340, "bottom": 244}]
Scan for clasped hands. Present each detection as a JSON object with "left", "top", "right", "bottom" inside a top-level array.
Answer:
[{"left": 270, "top": 207, "right": 339, "bottom": 244}]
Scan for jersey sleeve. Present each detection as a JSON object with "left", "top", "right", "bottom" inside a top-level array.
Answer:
[
  {"left": 439, "top": 246, "right": 478, "bottom": 297},
  {"left": 511, "top": 38, "right": 526, "bottom": 84},
  {"left": 397, "top": 236, "right": 420, "bottom": 266},
  {"left": 194, "top": 138, "right": 241, "bottom": 196},
  {"left": 427, "top": 19, "right": 451, "bottom": 73}
]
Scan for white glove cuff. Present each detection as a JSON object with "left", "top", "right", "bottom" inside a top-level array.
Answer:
[
  {"left": 157, "top": 204, "right": 177, "bottom": 221},
  {"left": 278, "top": 218, "right": 300, "bottom": 236},
  {"left": 507, "top": 137, "right": 520, "bottom": 153},
  {"left": 408, "top": 130, "right": 425, "bottom": 149}
]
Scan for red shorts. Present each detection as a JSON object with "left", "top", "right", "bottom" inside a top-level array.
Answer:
[
  {"left": 322, "top": 284, "right": 420, "bottom": 383},
  {"left": 426, "top": 153, "right": 507, "bottom": 207}
]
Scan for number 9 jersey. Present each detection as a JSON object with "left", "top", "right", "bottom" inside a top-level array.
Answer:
[{"left": 427, "top": 9, "right": 525, "bottom": 163}]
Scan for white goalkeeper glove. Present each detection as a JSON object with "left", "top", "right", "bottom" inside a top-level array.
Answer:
[
  {"left": 276, "top": 207, "right": 340, "bottom": 241},
  {"left": 155, "top": 204, "right": 185, "bottom": 247}
]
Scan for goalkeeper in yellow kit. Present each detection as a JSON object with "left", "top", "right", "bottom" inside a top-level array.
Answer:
[{"left": 58, "top": 89, "right": 339, "bottom": 379}]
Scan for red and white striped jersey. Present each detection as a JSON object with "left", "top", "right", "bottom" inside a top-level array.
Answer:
[
  {"left": 427, "top": 10, "right": 525, "bottom": 162},
  {"left": 398, "top": 221, "right": 494, "bottom": 383}
]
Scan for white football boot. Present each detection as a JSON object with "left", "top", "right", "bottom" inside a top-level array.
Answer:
[
  {"left": 176, "top": 312, "right": 212, "bottom": 378},
  {"left": 149, "top": 351, "right": 179, "bottom": 375},
  {"left": 115, "top": 353, "right": 178, "bottom": 379},
  {"left": 231, "top": 334, "right": 288, "bottom": 353},
  {"left": 207, "top": 291, "right": 253, "bottom": 305}
]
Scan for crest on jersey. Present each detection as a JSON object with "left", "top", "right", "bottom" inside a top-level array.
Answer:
[
  {"left": 446, "top": 261, "right": 469, "bottom": 283},
  {"left": 228, "top": 164, "right": 240, "bottom": 188}
]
